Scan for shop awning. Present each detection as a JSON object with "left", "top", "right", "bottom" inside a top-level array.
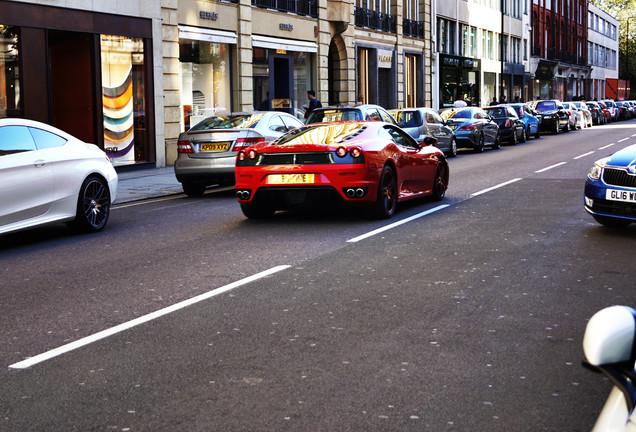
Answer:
[
  {"left": 252, "top": 35, "right": 317, "bottom": 53},
  {"left": 179, "top": 25, "right": 237, "bottom": 44}
]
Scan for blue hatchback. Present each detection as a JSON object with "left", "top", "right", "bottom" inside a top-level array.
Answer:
[
  {"left": 584, "top": 144, "right": 636, "bottom": 227},
  {"left": 508, "top": 103, "right": 541, "bottom": 140}
]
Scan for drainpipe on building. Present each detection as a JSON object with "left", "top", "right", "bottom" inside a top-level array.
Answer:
[{"left": 501, "top": 0, "right": 505, "bottom": 102}]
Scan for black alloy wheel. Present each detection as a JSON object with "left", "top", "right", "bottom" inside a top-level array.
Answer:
[
  {"left": 474, "top": 133, "right": 485, "bottom": 152},
  {"left": 432, "top": 163, "right": 448, "bottom": 201},
  {"left": 492, "top": 133, "right": 501, "bottom": 150},
  {"left": 372, "top": 165, "right": 398, "bottom": 218},
  {"left": 448, "top": 138, "right": 458, "bottom": 158},
  {"left": 68, "top": 176, "right": 111, "bottom": 233}
]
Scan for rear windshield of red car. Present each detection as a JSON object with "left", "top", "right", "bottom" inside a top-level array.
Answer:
[{"left": 272, "top": 123, "right": 366, "bottom": 146}]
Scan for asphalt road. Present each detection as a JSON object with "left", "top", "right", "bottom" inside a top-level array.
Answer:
[{"left": 1, "top": 121, "right": 635, "bottom": 431}]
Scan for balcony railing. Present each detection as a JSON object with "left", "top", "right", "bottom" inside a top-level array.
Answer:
[
  {"left": 354, "top": 6, "right": 396, "bottom": 33},
  {"left": 252, "top": 0, "right": 318, "bottom": 18},
  {"left": 403, "top": 18, "right": 424, "bottom": 38}
]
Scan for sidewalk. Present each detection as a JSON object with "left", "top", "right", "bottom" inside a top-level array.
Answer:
[{"left": 115, "top": 166, "right": 184, "bottom": 204}]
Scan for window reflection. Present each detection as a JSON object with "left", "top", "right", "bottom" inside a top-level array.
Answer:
[{"left": 0, "top": 25, "right": 20, "bottom": 118}]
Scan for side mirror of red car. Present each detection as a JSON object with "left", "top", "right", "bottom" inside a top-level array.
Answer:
[{"left": 420, "top": 136, "right": 437, "bottom": 147}]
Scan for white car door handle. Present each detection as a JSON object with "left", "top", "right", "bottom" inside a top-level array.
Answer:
[{"left": 33, "top": 160, "right": 46, "bottom": 168}]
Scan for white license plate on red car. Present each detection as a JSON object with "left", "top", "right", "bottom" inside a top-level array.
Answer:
[
  {"left": 606, "top": 189, "right": 636, "bottom": 203},
  {"left": 267, "top": 173, "right": 315, "bottom": 184}
]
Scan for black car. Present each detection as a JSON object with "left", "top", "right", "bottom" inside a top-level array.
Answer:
[
  {"left": 532, "top": 100, "right": 570, "bottom": 134},
  {"left": 483, "top": 105, "right": 526, "bottom": 145}
]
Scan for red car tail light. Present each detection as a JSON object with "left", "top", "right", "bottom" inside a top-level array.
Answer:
[
  {"left": 234, "top": 136, "right": 265, "bottom": 151},
  {"left": 237, "top": 151, "right": 247, "bottom": 161},
  {"left": 247, "top": 148, "right": 258, "bottom": 159},
  {"left": 350, "top": 147, "right": 362, "bottom": 158},
  {"left": 336, "top": 146, "right": 348, "bottom": 157},
  {"left": 458, "top": 123, "right": 475, "bottom": 131},
  {"left": 178, "top": 140, "right": 194, "bottom": 154},
  {"left": 504, "top": 119, "right": 512, "bottom": 128}
]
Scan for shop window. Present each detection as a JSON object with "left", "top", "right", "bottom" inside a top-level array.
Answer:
[
  {"left": 101, "top": 35, "right": 148, "bottom": 166},
  {"left": 0, "top": 25, "right": 20, "bottom": 118},
  {"left": 180, "top": 39, "right": 232, "bottom": 130}
]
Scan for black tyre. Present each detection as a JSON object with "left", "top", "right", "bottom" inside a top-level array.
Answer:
[
  {"left": 371, "top": 165, "right": 398, "bottom": 218},
  {"left": 447, "top": 138, "right": 457, "bottom": 158},
  {"left": 182, "top": 182, "right": 206, "bottom": 197},
  {"left": 492, "top": 133, "right": 501, "bottom": 150},
  {"left": 240, "top": 202, "right": 275, "bottom": 219},
  {"left": 524, "top": 126, "right": 530, "bottom": 142},
  {"left": 534, "top": 127, "right": 541, "bottom": 139},
  {"left": 68, "top": 176, "right": 111, "bottom": 233},
  {"left": 510, "top": 129, "right": 518, "bottom": 145},
  {"left": 592, "top": 215, "right": 632, "bottom": 228},
  {"left": 474, "top": 133, "right": 485, "bottom": 152},
  {"left": 432, "top": 163, "right": 448, "bottom": 201},
  {"left": 564, "top": 121, "right": 570, "bottom": 132},
  {"left": 553, "top": 122, "right": 560, "bottom": 135}
]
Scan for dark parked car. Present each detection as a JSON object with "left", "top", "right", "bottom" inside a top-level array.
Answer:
[
  {"left": 586, "top": 101, "right": 606, "bottom": 125},
  {"left": 389, "top": 107, "right": 458, "bottom": 157},
  {"left": 483, "top": 105, "right": 526, "bottom": 145},
  {"left": 508, "top": 103, "right": 541, "bottom": 140},
  {"left": 532, "top": 100, "right": 570, "bottom": 134},
  {"left": 305, "top": 105, "right": 397, "bottom": 125},
  {"left": 615, "top": 101, "right": 632, "bottom": 121},
  {"left": 440, "top": 107, "right": 500, "bottom": 152}
]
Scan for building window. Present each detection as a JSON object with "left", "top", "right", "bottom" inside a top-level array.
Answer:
[
  {"left": 0, "top": 25, "right": 20, "bottom": 118},
  {"left": 100, "top": 35, "right": 147, "bottom": 166},
  {"left": 405, "top": 54, "right": 417, "bottom": 107},
  {"left": 179, "top": 39, "right": 232, "bottom": 131},
  {"left": 357, "top": 48, "right": 370, "bottom": 104}
]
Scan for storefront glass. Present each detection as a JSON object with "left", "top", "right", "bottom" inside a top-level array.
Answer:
[
  {"left": 180, "top": 39, "right": 232, "bottom": 130},
  {"left": 0, "top": 25, "right": 20, "bottom": 118},
  {"left": 357, "top": 48, "right": 370, "bottom": 104},
  {"left": 483, "top": 72, "right": 497, "bottom": 104},
  {"left": 101, "top": 35, "right": 147, "bottom": 166}
]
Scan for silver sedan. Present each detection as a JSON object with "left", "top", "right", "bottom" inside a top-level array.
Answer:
[
  {"left": 174, "top": 112, "right": 304, "bottom": 196},
  {"left": 390, "top": 107, "right": 457, "bottom": 157}
]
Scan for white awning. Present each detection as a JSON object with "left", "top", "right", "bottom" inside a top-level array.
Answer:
[
  {"left": 252, "top": 35, "right": 317, "bottom": 53},
  {"left": 179, "top": 25, "right": 237, "bottom": 44}
]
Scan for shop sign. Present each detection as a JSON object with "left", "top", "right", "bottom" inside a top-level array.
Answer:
[
  {"left": 200, "top": 11, "right": 219, "bottom": 21},
  {"left": 280, "top": 23, "right": 294, "bottom": 31},
  {"left": 442, "top": 55, "right": 476, "bottom": 69},
  {"left": 378, "top": 49, "right": 393, "bottom": 69}
]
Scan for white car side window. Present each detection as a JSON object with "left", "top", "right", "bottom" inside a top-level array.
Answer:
[{"left": 0, "top": 126, "right": 37, "bottom": 156}]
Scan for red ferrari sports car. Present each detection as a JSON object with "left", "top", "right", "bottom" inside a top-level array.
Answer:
[{"left": 234, "top": 121, "right": 449, "bottom": 218}]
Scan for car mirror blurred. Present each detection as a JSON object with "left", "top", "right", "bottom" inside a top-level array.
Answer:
[{"left": 420, "top": 136, "right": 437, "bottom": 147}]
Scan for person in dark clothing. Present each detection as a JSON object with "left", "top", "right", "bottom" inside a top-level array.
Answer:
[{"left": 304, "top": 90, "right": 322, "bottom": 119}]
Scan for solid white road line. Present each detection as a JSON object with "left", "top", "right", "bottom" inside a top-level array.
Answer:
[
  {"left": 9, "top": 265, "right": 291, "bottom": 370},
  {"left": 535, "top": 162, "right": 567, "bottom": 173},
  {"left": 574, "top": 151, "right": 595, "bottom": 160},
  {"left": 470, "top": 178, "right": 523, "bottom": 197},
  {"left": 346, "top": 205, "right": 450, "bottom": 243}
]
